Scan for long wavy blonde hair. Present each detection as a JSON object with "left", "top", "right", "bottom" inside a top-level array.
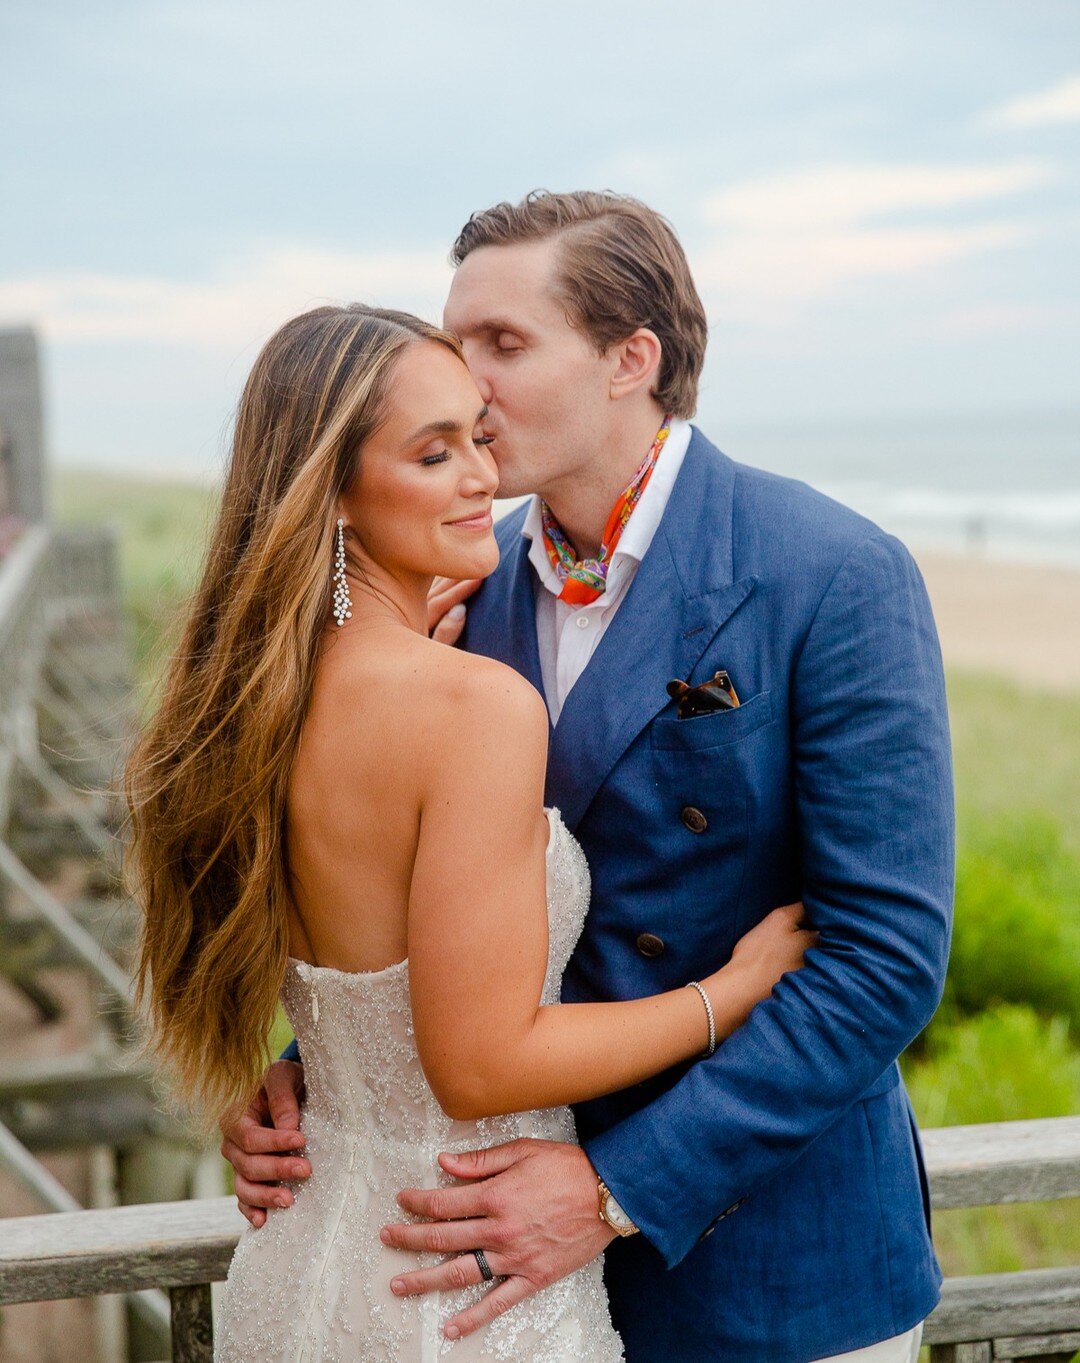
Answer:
[{"left": 125, "top": 304, "right": 463, "bottom": 1124}]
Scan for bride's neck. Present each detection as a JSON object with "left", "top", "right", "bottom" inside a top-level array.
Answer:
[{"left": 338, "top": 567, "right": 431, "bottom": 638}]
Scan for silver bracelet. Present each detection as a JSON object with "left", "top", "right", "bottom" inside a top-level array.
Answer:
[{"left": 687, "top": 981, "right": 717, "bottom": 1056}]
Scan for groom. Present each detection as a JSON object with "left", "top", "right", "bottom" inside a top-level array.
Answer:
[{"left": 221, "top": 191, "right": 954, "bottom": 1362}]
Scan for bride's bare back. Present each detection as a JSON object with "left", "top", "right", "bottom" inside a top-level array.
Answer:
[{"left": 285, "top": 622, "right": 545, "bottom": 976}]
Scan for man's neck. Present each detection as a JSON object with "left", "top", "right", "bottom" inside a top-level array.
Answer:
[{"left": 541, "top": 407, "right": 668, "bottom": 560}]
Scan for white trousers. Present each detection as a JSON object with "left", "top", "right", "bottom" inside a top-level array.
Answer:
[{"left": 819, "top": 1321, "right": 923, "bottom": 1363}]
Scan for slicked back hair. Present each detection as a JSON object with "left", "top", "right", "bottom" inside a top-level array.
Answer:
[{"left": 452, "top": 190, "right": 707, "bottom": 418}]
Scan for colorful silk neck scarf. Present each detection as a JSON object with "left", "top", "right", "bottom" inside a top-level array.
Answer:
[{"left": 540, "top": 415, "right": 672, "bottom": 606}]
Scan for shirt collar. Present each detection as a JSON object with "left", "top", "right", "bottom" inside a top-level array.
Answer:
[{"left": 521, "top": 418, "right": 692, "bottom": 600}]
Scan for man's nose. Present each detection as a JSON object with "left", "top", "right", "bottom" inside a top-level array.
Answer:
[
  {"left": 462, "top": 343, "right": 494, "bottom": 404},
  {"left": 473, "top": 371, "right": 495, "bottom": 405}
]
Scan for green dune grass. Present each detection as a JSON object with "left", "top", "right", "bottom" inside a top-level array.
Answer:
[
  {"left": 51, "top": 467, "right": 218, "bottom": 696},
  {"left": 53, "top": 467, "right": 1080, "bottom": 1278}
]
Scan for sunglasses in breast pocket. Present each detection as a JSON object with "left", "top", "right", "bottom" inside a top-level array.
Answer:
[{"left": 666, "top": 670, "right": 741, "bottom": 719}]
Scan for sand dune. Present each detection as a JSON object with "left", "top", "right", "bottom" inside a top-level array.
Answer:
[{"left": 914, "top": 550, "right": 1080, "bottom": 692}]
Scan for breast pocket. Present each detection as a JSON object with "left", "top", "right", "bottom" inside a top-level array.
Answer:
[
  {"left": 650, "top": 689, "right": 775, "bottom": 752},
  {"left": 645, "top": 691, "right": 779, "bottom": 949}
]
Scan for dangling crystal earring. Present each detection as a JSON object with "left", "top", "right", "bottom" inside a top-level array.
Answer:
[{"left": 332, "top": 517, "right": 352, "bottom": 626}]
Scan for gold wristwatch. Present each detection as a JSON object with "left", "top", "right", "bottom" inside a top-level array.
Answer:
[{"left": 597, "top": 1178, "right": 640, "bottom": 1237}]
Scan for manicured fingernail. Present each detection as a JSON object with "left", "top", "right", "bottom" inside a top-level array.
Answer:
[
  {"left": 380, "top": 1228, "right": 392, "bottom": 1244},
  {"left": 445, "top": 1325, "right": 460, "bottom": 1340},
  {"left": 391, "top": 1278, "right": 405, "bottom": 1295},
  {"left": 449, "top": 604, "right": 466, "bottom": 618}
]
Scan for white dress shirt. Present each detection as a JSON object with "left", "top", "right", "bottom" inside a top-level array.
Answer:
[{"left": 520, "top": 418, "right": 692, "bottom": 725}]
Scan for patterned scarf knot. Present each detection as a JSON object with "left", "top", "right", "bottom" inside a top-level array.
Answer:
[{"left": 540, "top": 415, "right": 672, "bottom": 606}]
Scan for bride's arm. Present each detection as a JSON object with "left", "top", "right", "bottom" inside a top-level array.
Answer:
[{"left": 408, "top": 657, "right": 811, "bottom": 1122}]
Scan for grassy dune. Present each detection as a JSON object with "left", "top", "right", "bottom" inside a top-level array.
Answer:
[
  {"left": 51, "top": 467, "right": 218, "bottom": 695},
  {"left": 53, "top": 467, "right": 1080, "bottom": 1278},
  {"left": 904, "top": 670, "right": 1080, "bottom": 1274}
]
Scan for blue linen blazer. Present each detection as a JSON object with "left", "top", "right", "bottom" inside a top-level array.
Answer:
[{"left": 457, "top": 428, "right": 954, "bottom": 1362}]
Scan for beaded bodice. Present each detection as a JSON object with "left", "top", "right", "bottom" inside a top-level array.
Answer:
[
  {"left": 216, "top": 808, "right": 624, "bottom": 1363},
  {"left": 280, "top": 806, "right": 590, "bottom": 1145}
]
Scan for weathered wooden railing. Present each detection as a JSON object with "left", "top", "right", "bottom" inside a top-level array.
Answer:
[
  {"left": 0, "top": 522, "right": 135, "bottom": 1045},
  {"left": 921, "top": 1117, "right": 1080, "bottom": 1362},
  {"left": 0, "top": 520, "right": 224, "bottom": 1357},
  {"left": 0, "top": 1115, "right": 1077, "bottom": 1361}
]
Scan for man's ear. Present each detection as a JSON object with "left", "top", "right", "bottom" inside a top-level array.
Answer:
[{"left": 608, "top": 328, "right": 662, "bottom": 402}]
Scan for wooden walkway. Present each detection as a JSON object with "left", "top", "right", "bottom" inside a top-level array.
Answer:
[{"left": 0, "top": 521, "right": 221, "bottom": 1362}]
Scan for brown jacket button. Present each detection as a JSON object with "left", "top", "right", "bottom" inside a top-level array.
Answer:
[
  {"left": 636, "top": 932, "right": 666, "bottom": 959},
  {"left": 681, "top": 805, "right": 708, "bottom": 834}
]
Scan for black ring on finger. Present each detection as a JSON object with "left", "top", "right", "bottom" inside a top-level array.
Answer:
[{"left": 473, "top": 1248, "right": 494, "bottom": 1282}]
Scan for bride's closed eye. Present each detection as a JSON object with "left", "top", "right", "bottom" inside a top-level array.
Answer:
[{"left": 420, "top": 437, "right": 495, "bottom": 467}]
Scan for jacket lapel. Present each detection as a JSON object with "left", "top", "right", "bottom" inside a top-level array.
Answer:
[
  {"left": 466, "top": 505, "right": 549, "bottom": 715},
  {"left": 546, "top": 431, "right": 756, "bottom": 828}
]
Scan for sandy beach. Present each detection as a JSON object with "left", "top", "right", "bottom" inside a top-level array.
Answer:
[{"left": 913, "top": 550, "right": 1080, "bottom": 693}]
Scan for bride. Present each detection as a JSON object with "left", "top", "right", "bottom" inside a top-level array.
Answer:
[{"left": 125, "top": 304, "right": 814, "bottom": 1361}]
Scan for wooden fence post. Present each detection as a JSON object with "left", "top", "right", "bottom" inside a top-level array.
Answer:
[{"left": 169, "top": 1283, "right": 214, "bottom": 1363}]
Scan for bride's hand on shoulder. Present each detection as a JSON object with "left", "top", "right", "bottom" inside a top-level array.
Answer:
[
  {"left": 427, "top": 575, "right": 483, "bottom": 645},
  {"left": 704, "top": 904, "right": 818, "bottom": 1038}
]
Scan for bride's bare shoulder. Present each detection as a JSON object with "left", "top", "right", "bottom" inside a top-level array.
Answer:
[
  {"left": 405, "top": 639, "right": 549, "bottom": 804},
  {"left": 304, "top": 634, "right": 547, "bottom": 828},
  {"left": 319, "top": 631, "right": 547, "bottom": 759},
  {"left": 416, "top": 637, "right": 548, "bottom": 746}
]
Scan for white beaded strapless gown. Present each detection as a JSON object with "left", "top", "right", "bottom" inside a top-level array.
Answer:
[{"left": 215, "top": 807, "right": 624, "bottom": 1362}]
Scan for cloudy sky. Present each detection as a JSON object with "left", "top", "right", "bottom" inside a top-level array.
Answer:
[{"left": 2, "top": 0, "right": 1078, "bottom": 478}]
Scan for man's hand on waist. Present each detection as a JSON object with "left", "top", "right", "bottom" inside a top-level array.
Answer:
[
  {"left": 382, "top": 1138, "right": 616, "bottom": 1343},
  {"left": 219, "top": 1059, "right": 310, "bottom": 1227}
]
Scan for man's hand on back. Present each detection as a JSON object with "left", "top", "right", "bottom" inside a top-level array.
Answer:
[
  {"left": 427, "top": 576, "right": 483, "bottom": 645},
  {"left": 381, "top": 1138, "right": 616, "bottom": 1342},
  {"left": 219, "top": 1059, "right": 310, "bottom": 1227}
]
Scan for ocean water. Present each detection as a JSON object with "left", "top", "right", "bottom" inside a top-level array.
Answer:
[{"left": 712, "top": 408, "right": 1080, "bottom": 569}]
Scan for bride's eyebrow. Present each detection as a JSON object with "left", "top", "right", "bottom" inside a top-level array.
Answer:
[{"left": 405, "top": 406, "right": 489, "bottom": 444}]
